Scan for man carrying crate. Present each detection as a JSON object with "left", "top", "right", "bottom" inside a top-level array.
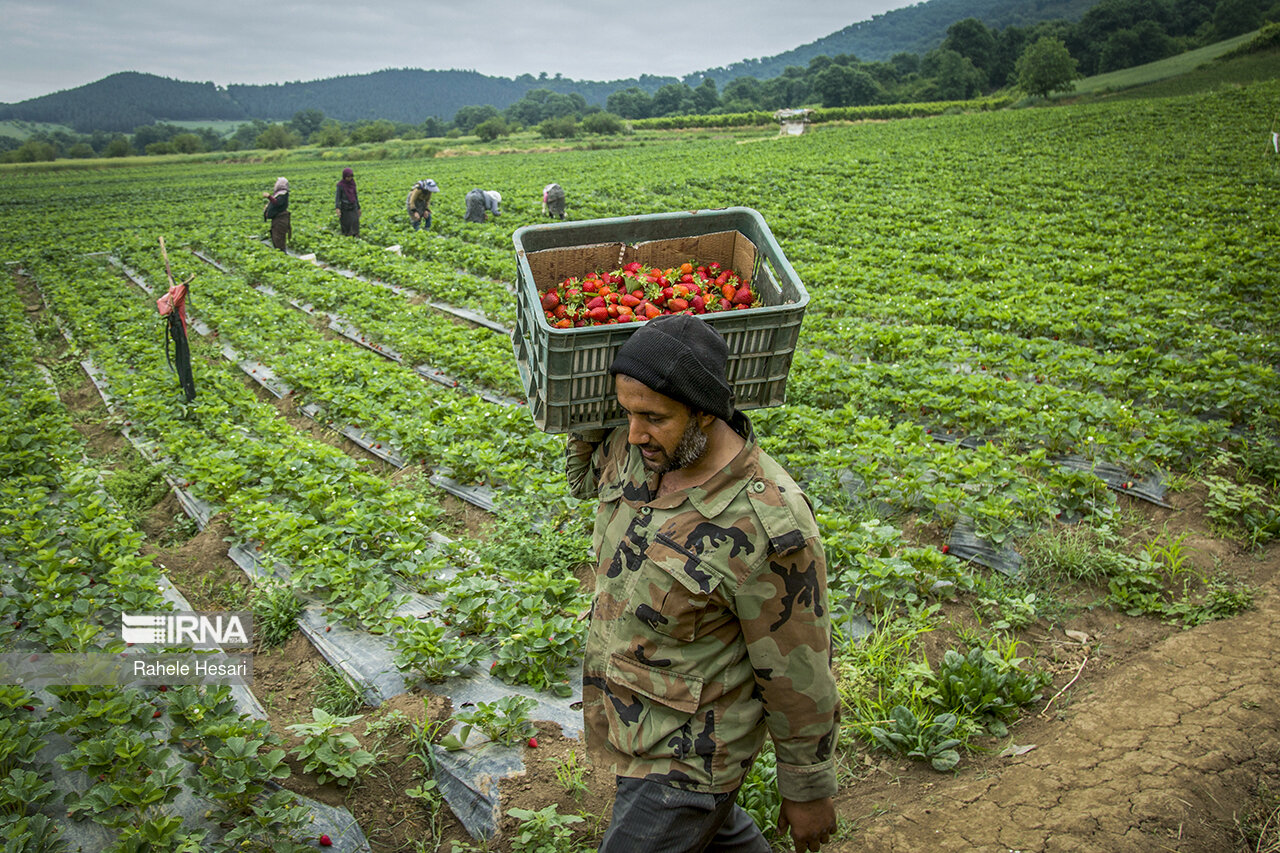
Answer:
[{"left": 566, "top": 314, "right": 838, "bottom": 853}]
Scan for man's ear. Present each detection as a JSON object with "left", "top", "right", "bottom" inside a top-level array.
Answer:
[{"left": 695, "top": 410, "right": 717, "bottom": 431}]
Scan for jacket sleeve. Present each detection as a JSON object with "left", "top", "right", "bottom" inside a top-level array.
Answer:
[
  {"left": 565, "top": 428, "right": 612, "bottom": 500},
  {"left": 263, "top": 195, "right": 285, "bottom": 220},
  {"left": 736, "top": 517, "right": 839, "bottom": 802}
]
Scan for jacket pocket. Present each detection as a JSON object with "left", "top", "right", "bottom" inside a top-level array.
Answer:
[
  {"left": 604, "top": 652, "right": 704, "bottom": 758},
  {"left": 633, "top": 534, "right": 725, "bottom": 642}
]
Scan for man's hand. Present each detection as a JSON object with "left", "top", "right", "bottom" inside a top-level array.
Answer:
[{"left": 778, "top": 796, "right": 836, "bottom": 852}]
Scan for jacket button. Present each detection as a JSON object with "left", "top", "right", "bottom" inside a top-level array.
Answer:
[{"left": 750, "top": 480, "right": 766, "bottom": 493}]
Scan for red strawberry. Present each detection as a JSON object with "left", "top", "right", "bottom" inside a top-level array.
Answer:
[
  {"left": 668, "top": 298, "right": 689, "bottom": 312},
  {"left": 588, "top": 306, "right": 609, "bottom": 323},
  {"left": 732, "top": 286, "right": 753, "bottom": 306},
  {"left": 586, "top": 296, "right": 605, "bottom": 311},
  {"left": 540, "top": 291, "right": 560, "bottom": 311},
  {"left": 528, "top": 737, "right": 538, "bottom": 748},
  {"left": 941, "top": 545, "right": 951, "bottom": 554},
  {"left": 319, "top": 835, "right": 333, "bottom": 847}
]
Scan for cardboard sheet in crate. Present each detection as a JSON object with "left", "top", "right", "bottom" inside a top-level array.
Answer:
[{"left": 523, "top": 230, "right": 760, "bottom": 297}]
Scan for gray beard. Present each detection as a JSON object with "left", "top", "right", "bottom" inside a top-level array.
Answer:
[{"left": 660, "top": 419, "right": 708, "bottom": 474}]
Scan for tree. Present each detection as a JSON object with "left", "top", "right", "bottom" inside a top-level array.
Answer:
[
  {"left": 650, "top": 83, "right": 697, "bottom": 116},
  {"left": 419, "top": 117, "right": 447, "bottom": 138},
  {"left": 580, "top": 112, "right": 625, "bottom": 134},
  {"left": 606, "top": 87, "right": 652, "bottom": 119},
  {"left": 227, "top": 120, "right": 269, "bottom": 150},
  {"left": 104, "top": 136, "right": 132, "bottom": 157},
  {"left": 453, "top": 104, "right": 500, "bottom": 134},
  {"left": 1016, "top": 37, "right": 1080, "bottom": 98},
  {"left": 942, "top": 18, "right": 998, "bottom": 80},
  {"left": 67, "top": 142, "right": 95, "bottom": 158},
  {"left": 1214, "top": 0, "right": 1264, "bottom": 37},
  {"left": 536, "top": 116, "right": 577, "bottom": 139},
  {"left": 170, "top": 133, "right": 205, "bottom": 153},
  {"left": 312, "top": 120, "right": 347, "bottom": 147},
  {"left": 1098, "top": 21, "right": 1176, "bottom": 71},
  {"left": 11, "top": 140, "right": 56, "bottom": 162},
  {"left": 473, "top": 117, "right": 508, "bottom": 142},
  {"left": 890, "top": 52, "right": 921, "bottom": 77},
  {"left": 692, "top": 78, "right": 719, "bottom": 114},
  {"left": 721, "top": 76, "right": 763, "bottom": 108},
  {"left": 255, "top": 124, "right": 301, "bottom": 149},
  {"left": 349, "top": 120, "right": 396, "bottom": 143},
  {"left": 288, "top": 109, "right": 326, "bottom": 140},
  {"left": 924, "top": 49, "right": 986, "bottom": 100},
  {"left": 813, "top": 65, "right": 882, "bottom": 108}
]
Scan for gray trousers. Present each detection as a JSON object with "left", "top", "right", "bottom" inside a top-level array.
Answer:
[{"left": 599, "top": 777, "right": 771, "bottom": 853}]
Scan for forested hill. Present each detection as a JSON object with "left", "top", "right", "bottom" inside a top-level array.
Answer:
[
  {"left": 690, "top": 0, "right": 1099, "bottom": 82},
  {"left": 0, "top": 0, "right": 1102, "bottom": 133},
  {"left": 0, "top": 73, "right": 250, "bottom": 132},
  {"left": 0, "top": 68, "right": 683, "bottom": 133},
  {"left": 224, "top": 69, "right": 680, "bottom": 126}
]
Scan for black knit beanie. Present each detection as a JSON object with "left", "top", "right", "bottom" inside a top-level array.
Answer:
[{"left": 609, "top": 314, "right": 734, "bottom": 422}]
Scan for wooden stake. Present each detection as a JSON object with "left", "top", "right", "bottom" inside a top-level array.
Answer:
[{"left": 159, "top": 236, "right": 175, "bottom": 289}]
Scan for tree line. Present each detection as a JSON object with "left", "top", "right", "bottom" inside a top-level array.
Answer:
[{"left": 3, "top": 0, "right": 1275, "bottom": 162}]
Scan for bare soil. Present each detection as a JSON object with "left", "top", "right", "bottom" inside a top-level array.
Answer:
[{"left": 29, "top": 269, "right": 1280, "bottom": 852}]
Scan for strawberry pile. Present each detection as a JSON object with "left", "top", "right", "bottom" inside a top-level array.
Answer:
[{"left": 539, "top": 260, "right": 757, "bottom": 328}]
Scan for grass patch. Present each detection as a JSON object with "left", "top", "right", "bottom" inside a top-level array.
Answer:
[{"left": 101, "top": 453, "right": 169, "bottom": 524}]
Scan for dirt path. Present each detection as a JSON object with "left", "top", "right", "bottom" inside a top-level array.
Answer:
[{"left": 832, "top": 569, "right": 1280, "bottom": 852}]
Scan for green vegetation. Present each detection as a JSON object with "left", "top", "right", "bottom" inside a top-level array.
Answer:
[{"left": 1, "top": 59, "right": 1276, "bottom": 845}]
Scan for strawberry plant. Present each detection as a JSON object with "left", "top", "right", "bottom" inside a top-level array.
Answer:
[
  {"left": 390, "top": 616, "right": 485, "bottom": 682},
  {"left": 286, "top": 708, "right": 375, "bottom": 786},
  {"left": 506, "top": 804, "right": 585, "bottom": 853},
  {"left": 442, "top": 695, "right": 537, "bottom": 749}
]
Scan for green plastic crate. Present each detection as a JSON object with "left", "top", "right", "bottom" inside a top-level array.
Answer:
[{"left": 512, "top": 207, "right": 808, "bottom": 434}]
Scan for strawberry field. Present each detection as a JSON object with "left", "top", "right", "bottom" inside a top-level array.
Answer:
[{"left": 2, "top": 77, "right": 1279, "bottom": 852}]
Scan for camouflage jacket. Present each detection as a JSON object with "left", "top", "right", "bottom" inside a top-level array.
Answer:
[{"left": 566, "top": 413, "right": 838, "bottom": 801}]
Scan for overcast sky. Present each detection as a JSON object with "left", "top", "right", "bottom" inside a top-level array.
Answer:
[{"left": 0, "top": 0, "right": 910, "bottom": 104}]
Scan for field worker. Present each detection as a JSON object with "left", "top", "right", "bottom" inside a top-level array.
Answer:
[
  {"left": 407, "top": 178, "right": 439, "bottom": 230},
  {"left": 334, "top": 167, "right": 361, "bottom": 236},
  {"left": 464, "top": 188, "right": 501, "bottom": 223},
  {"left": 566, "top": 314, "right": 838, "bottom": 853},
  {"left": 261, "top": 177, "right": 290, "bottom": 251},
  {"left": 542, "top": 182, "right": 566, "bottom": 219}
]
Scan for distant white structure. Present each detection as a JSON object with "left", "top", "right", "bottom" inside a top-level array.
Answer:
[{"left": 775, "top": 108, "right": 814, "bottom": 136}]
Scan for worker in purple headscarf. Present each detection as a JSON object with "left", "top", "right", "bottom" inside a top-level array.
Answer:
[{"left": 334, "top": 167, "right": 361, "bottom": 236}]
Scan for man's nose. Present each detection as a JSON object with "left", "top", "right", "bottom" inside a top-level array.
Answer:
[{"left": 626, "top": 417, "right": 648, "bottom": 446}]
